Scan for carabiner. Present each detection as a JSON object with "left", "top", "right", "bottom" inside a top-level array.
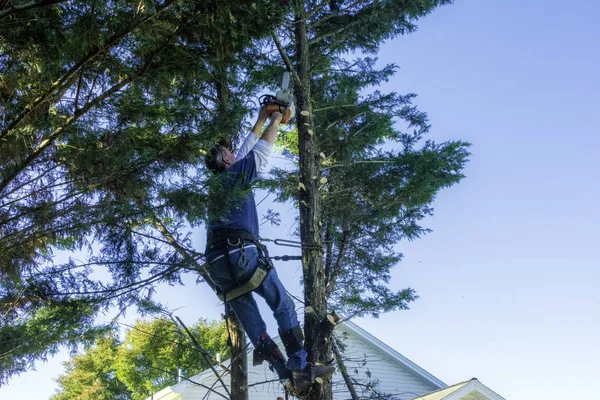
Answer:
[{"left": 227, "top": 237, "right": 241, "bottom": 247}]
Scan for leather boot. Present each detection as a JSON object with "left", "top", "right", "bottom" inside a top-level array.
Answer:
[{"left": 290, "top": 362, "right": 335, "bottom": 394}]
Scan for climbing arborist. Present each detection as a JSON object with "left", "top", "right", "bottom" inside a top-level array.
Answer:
[{"left": 203, "top": 106, "right": 334, "bottom": 394}]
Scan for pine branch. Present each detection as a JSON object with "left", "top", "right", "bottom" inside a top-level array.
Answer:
[
  {"left": 308, "top": 18, "right": 363, "bottom": 46},
  {"left": 310, "top": 33, "right": 354, "bottom": 69},
  {"left": 313, "top": 103, "right": 360, "bottom": 112},
  {"left": 0, "top": 0, "right": 66, "bottom": 19},
  {"left": 324, "top": 159, "right": 398, "bottom": 169},
  {"left": 48, "top": 266, "right": 178, "bottom": 297},
  {"left": 301, "top": 0, "right": 334, "bottom": 23},
  {"left": 73, "top": 66, "right": 85, "bottom": 112},
  {"left": 149, "top": 217, "right": 215, "bottom": 289},
  {"left": 27, "top": 260, "right": 189, "bottom": 280},
  {"left": 332, "top": 340, "right": 360, "bottom": 400},
  {"left": 0, "top": 76, "right": 136, "bottom": 195},
  {"left": 0, "top": 211, "right": 130, "bottom": 247},
  {"left": 326, "top": 228, "right": 349, "bottom": 297},
  {"left": 308, "top": 0, "right": 372, "bottom": 29},
  {"left": 271, "top": 31, "right": 303, "bottom": 89},
  {"left": 0, "top": 0, "right": 178, "bottom": 141},
  {"left": 0, "top": 163, "right": 62, "bottom": 201}
]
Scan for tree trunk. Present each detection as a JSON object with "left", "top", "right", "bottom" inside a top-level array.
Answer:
[
  {"left": 293, "top": 1, "right": 333, "bottom": 399},
  {"left": 227, "top": 309, "right": 248, "bottom": 400},
  {"left": 215, "top": 61, "right": 248, "bottom": 400}
]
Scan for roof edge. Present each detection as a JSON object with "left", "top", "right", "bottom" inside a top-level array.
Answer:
[
  {"left": 338, "top": 320, "right": 446, "bottom": 389},
  {"left": 445, "top": 379, "right": 506, "bottom": 400}
]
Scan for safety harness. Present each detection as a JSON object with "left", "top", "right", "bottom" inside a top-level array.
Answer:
[{"left": 206, "top": 228, "right": 274, "bottom": 302}]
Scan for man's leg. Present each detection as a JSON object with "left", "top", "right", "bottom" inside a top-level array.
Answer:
[
  {"left": 253, "top": 268, "right": 307, "bottom": 371},
  {"left": 254, "top": 268, "right": 335, "bottom": 394},
  {"left": 207, "top": 249, "right": 291, "bottom": 380},
  {"left": 227, "top": 293, "right": 291, "bottom": 380}
]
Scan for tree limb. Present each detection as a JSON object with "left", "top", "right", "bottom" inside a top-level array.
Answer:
[
  {"left": 332, "top": 340, "right": 360, "bottom": 400},
  {"left": 0, "top": 0, "right": 179, "bottom": 141},
  {"left": 308, "top": 0, "right": 372, "bottom": 29},
  {"left": 174, "top": 316, "right": 231, "bottom": 398},
  {"left": 0, "top": 71, "right": 138, "bottom": 194},
  {"left": 308, "top": 18, "right": 363, "bottom": 47},
  {"left": 271, "top": 32, "right": 303, "bottom": 89},
  {"left": 0, "top": 0, "right": 66, "bottom": 19},
  {"left": 326, "top": 228, "right": 349, "bottom": 297},
  {"left": 50, "top": 266, "right": 180, "bottom": 297},
  {"left": 313, "top": 103, "right": 359, "bottom": 112},
  {"left": 301, "top": 0, "right": 334, "bottom": 23}
]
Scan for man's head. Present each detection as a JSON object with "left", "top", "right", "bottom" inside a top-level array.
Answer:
[{"left": 205, "top": 142, "right": 236, "bottom": 173}]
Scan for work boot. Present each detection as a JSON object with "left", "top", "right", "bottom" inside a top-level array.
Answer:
[
  {"left": 254, "top": 332, "right": 292, "bottom": 381},
  {"left": 278, "top": 326, "right": 307, "bottom": 369},
  {"left": 290, "top": 362, "right": 336, "bottom": 394}
]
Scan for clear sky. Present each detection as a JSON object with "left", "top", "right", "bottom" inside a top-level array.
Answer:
[{"left": 2, "top": 1, "right": 599, "bottom": 399}]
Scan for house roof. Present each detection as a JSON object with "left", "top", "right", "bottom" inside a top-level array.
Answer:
[
  {"left": 146, "top": 320, "right": 447, "bottom": 399},
  {"left": 411, "top": 378, "right": 505, "bottom": 400},
  {"left": 338, "top": 320, "right": 446, "bottom": 389}
]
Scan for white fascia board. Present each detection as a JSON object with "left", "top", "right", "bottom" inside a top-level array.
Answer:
[{"left": 444, "top": 380, "right": 506, "bottom": 400}]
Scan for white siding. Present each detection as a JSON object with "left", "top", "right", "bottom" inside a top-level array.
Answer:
[
  {"left": 334, "top": 325, "right": 439, "bottom": 400},
  {"left": 175, "top": 326, "right": 440, "bottom": 400}
]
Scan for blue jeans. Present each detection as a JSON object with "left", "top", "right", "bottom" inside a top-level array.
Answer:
[{"left": 207, "top": 244, "right": 308, "bottom": 373}]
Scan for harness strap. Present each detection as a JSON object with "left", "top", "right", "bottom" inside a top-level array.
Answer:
[
  {"left": 217, "top": 263, "right": 270, "bottom": 302},
  {"left": 223, "top": 246, "right": 240, "bottom": 287},
  {"left": 208, "top": 229, "right": 274, "bottom": 302}
]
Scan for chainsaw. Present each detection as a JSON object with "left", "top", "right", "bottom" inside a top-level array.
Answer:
[{"left": 259, "top": 72, "right": 295, "bottom": 124}]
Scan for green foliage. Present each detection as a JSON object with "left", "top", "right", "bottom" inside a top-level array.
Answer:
[
  {"left": 0, "top": 0, "right": 282, "bottom": 385},
  {"left": 0, "top": 0, "right": 468, "bottom": 392},
  {"left": 0, "top": 298, "right": 109, "bottom": 385},
  {"left": 262, "top": 0, "right": 468, "bottom": 319},
  {"left": 51, "top": 335, "right": 131, "bottom": 400},
  {"left": 51, "top": 318, "right": 229, "bottom": 400}
]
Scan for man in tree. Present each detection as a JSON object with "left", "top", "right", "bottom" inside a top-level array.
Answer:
[{"left": 203, "top": 106, "right": 333, "bottom": 394}]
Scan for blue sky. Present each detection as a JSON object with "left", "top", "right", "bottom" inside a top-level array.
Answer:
[{"left": 2, "top": 1, "right": 599, "bottom": 399}]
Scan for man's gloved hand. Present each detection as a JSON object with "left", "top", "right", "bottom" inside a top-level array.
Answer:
[
  {"left": 271, "top": 111, "right": 283, "bottom": 123},
  {"left": 258, "top": 104, "right": 269, "bottom": 123}
]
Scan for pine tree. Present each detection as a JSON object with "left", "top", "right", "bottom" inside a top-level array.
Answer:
[
  {"left": 258, "top": 1, "right": 468, "bottom": 398},
  {"left": 0, "top": 0, "right": 282, "bottom": 385},
  {"left": 1, "top": 2, "right": 470, "bottom": 398}
]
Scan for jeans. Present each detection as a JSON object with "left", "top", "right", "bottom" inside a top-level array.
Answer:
[{"left": 207, "top": 244, "right": 308, "bottom": 373}]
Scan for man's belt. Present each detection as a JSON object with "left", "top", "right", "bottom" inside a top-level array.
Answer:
[{"left": 206, "top": 228, "right": 257, "bottom": 253}]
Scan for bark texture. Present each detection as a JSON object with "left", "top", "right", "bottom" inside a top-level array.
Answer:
[
  {"left": 216, "top": 63, "right": 248, "bottom": 400},
  {"left": 228, "top": 309, "right": 248, "bottom": 400},
  {"left": 293, "top": 1, "right": 333, "bottom": 398}
]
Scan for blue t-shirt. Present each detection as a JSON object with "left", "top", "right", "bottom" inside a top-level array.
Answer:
[{"left": 206, "top": 151, "right": 259, "bottom": 248}]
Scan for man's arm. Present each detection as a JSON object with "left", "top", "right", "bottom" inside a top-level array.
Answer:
[
  {"left": 236, "top": 106, "right": 269, "bottom": 159},
  {"left": 252, "top": 112, "right": 283, "bottom": 170},
  {"left": 260, "top": 112, "right": 282, "bottom": 144}
]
